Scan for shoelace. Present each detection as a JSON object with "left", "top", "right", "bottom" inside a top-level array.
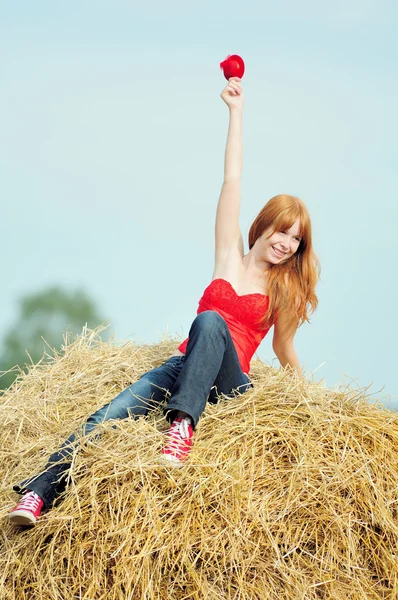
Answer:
[
  {"left": 176, "top": 417, "right": 191, "bottom": 440},
  {"left": 18, "top": 492, "right": 41, "bottom": 512},
  {"left": 166, "top": 417, "right": 192, "bottom": 449}
]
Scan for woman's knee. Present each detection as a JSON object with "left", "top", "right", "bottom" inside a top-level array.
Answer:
[{"left": 192, "top": 311, "right": 227, "bottom": 334}]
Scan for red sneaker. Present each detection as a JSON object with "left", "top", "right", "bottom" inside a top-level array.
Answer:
[
  {"left": 8, "top": 491, "right": 44, "bottom": 526},
  {"left": 162, "top": 416, "right": 194, "bottom": 466}
]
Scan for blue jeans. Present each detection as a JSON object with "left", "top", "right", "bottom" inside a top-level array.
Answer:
[{"left": 14, "top": 311, "right": 252, "bottom": 507}]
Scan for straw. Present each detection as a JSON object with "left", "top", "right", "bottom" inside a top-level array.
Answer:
[{"left": 0, "top": 328, "right": 397, "bottom": 599}]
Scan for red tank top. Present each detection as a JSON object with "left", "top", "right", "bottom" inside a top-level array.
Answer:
[{"left": 177, "top": 278, "right": 272, "bottom": 374}]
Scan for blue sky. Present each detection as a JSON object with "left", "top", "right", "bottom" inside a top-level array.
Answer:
[{"left": 1, "top": 1, "right": 397, "bottom": 406}]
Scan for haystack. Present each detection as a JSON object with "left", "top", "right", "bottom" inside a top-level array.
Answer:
[{"left": 0, "top": 330, "right": 398, "bottom": 600}]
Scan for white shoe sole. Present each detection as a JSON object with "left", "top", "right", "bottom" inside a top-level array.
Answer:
[
  {"left": 160, "top": 453, "right": 184, "bottom": 467},
  {"left": 8, "top": 509, "right": 37, "bottom": 526}
]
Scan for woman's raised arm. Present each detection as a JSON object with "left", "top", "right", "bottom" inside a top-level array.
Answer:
[{"left": 215, "top": 78, "right": 244, "bottom": 256}]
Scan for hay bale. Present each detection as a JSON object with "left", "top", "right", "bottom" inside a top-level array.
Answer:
[{"left": 1, "top": 330, "right": 398, "bottom": 599}]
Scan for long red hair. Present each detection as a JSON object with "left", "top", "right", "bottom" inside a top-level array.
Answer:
[{"left": 248, "top": 194, "right": 320, "bottom": 328}]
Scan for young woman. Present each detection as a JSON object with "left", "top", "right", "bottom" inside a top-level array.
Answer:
[{"left": 8, "top": 77, "right": 319, "bottom": 526}]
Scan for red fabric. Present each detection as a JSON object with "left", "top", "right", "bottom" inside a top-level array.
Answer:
[{"left": 178, "top": 278, "right": 272, "bottom": 374}]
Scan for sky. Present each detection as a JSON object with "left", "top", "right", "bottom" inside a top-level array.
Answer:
[{"left": 1, "top": 1, "right": 397, "bottom": 408}]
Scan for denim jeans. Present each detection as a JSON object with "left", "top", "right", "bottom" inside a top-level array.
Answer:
[{"left": 14, "top": 311, "right": 253, "bottom": 507}]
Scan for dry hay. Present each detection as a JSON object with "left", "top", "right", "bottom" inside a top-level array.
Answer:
[{"left": 0, "top": 329, "right": 398, "bottom": 600}]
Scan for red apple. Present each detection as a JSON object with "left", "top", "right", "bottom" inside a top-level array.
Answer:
[{"left": 220, "top": 54, "right": 245, "bottom": 80}]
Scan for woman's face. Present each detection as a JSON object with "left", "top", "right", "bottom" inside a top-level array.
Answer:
[{"left": 260, "top": 219, "right": 302, "bottom": 264}]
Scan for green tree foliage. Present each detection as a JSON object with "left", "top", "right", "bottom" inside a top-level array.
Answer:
[{"left": 0, "top": 287, "right": 106, "bottom": 390}]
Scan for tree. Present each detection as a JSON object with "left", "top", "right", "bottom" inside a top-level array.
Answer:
[{"left": 0, "top": 287, "right": 106, "bottom": 390}]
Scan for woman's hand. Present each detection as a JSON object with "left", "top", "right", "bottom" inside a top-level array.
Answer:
[{"left": 220, "top": 77, "right": 244, "bottom": 110}]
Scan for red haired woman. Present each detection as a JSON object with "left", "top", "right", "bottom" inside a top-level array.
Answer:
[{"left": 9, "top": 77, "right": 319, "bottom": 525}]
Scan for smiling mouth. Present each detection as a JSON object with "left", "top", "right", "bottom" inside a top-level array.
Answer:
[{"left": 272, "top": 246, "right": 287, "bottom": 258}]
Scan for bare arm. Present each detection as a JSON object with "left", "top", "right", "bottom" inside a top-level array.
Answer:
[
  {"left": 272, "top": 312, "right": 302, "bottom": 377},
  {"left": 223, "top": 106, "right": 243, "bottom": 181},
  {"left": 215, "top": 79, "right": 244, "bottom": 257}
]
